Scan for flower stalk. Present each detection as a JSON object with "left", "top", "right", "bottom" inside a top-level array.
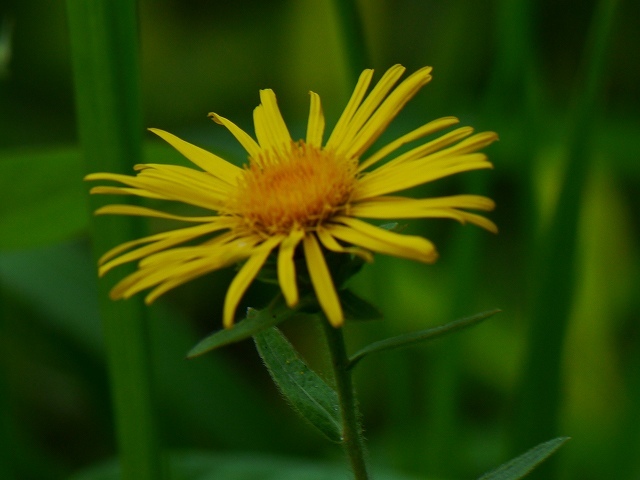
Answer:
[{"left": 322, "top": 319, "right": 370, "bottom": 480}]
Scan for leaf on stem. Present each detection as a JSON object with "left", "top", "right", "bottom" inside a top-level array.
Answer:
[
  {"left": 477, "top": 436, "right": 570, "bottom": 480},
  {"left": 254, "top": 326, "right": 343, "bottom": 443},
  {"left": 347, "top": 308, "right": 501, "bottom": 369},
  {"left": 187, "top": 296, "right": 305, "bottom": 358}
]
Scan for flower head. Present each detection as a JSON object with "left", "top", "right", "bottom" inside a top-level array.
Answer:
[{"left": 86, "top": 65, "right": 497, "bottom": 328}]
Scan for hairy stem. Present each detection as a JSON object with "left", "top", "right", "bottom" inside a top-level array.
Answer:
[{"left": 322, "top": 320, "right": 369, "bottom": 479}]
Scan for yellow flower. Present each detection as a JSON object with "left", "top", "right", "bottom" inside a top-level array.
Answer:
[{"left": 86, "top": 65, "right": 497, "bottom": 328}]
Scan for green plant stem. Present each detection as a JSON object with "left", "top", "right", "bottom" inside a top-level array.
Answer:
[
  {"left": 66, "top": 1, "right": 168, "bottom": 479},
  {"left": 321, "top": 320, "right": 369, "bottom": 480}
]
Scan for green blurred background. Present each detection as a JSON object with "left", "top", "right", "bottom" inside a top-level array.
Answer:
[{"left": 1, "top": 0, "right": 638, "bottom": 479}]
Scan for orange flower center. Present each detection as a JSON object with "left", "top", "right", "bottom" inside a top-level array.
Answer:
[{"left": 229, "top": 141, "right": 357, "bottom": 235}]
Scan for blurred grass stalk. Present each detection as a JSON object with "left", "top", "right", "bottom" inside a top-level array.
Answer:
[
  {"left": 65, "top": 1, "right": 168, "bottom": 479},
  {"left": 0, "top": 286, "right": 10, "bottom": 478},
  {"left": 512, "top": 0, "right": 619, "bottom": 478},
  {"left": 331, "top": 0, "right": 371, "bottom": 84},
  {"left": 422, "top": 0, "right": 539, "bottom": 471},
  {"left": 420, "top": 0, "right": 539, "bottom": 470}
]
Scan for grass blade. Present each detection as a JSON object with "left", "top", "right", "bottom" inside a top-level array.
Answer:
[
  {"left": 66, "top": 1, "right": 169, "bottom": 479},
  {"left": 511, "top": 0, "right": 620, "bottom": 475}
]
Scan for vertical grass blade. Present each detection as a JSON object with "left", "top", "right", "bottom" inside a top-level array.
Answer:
[
  {"left": 614, "top": 341, "right": 640, "bottom": 478},
  {"left": 0, "top": 287, "right": 10, "bottom": 478},
  {"left": 511, "top": 1, "right": 619, "bottom": 477},
  {"left": 331, "top": 0, "right": 371, "bottom": 84},
  {"left": 488, "top": 0, "right": 542, "bottom": 236},
  {"left": 423, "top": 198, "right": 493, "bottom": 477},
  {"left": 65, "top": 1, "right": 168, "bottom": 479}
]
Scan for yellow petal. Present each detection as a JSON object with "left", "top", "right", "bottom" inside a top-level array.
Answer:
[
  {"left": 352, "top": 203, "right": 498, "bottom": 233},
  {"left": 346, "top": 66, "right": 433, "bottom": 159},
  {"left": 223, "top": 235, "right": 284, "bottom": 328},
  {"left": 325, "top": 69, "right": 374, "bottom": 148},
  {"left": 385, "top": 131, "right": 498, "bottom": 169},
  {"left": 143, "top": 257, "right": 225, "bottom": 304},
  {"left": 354, "top": 154, "right": 493, "bottom": 200},
  {"left": 316, "top": 226, "right": 374, "bottom": 263},
  {"left": 252, "top": 105, "right": 268, "bottom": 150},
  {"left": 358, "top": 116, "right": 460, "bottom": 171},
  {"left": 360, "top": 126, "right": 475, "bottom": 179},
  {"left": 110, "top": 267, "right": 161, "bottom": 300},
  {"left": 88, "top": 185, "right": 169, "bottom": 200},
  {"left": 456, "top": 211, "right": 499, "bottom": 233},
  {"left": 119, "top": 252, "right": 230, "bottom": 302},
  {"left": 208, "top": 112, "right": 262, "bottom": 158},
  {"left": 303, "top": 234, "right": 343, "bottom": 327},
  {"left": 328, "top": 217, "right": 438, "bottom": 264},
  {"left": 277, "top": 229, "right": 305, "bottom": 307},
  {"left": 122, "top": 258, "right": 212, "bottom": 300},
  {"left": 98, "top": 219, "right": 236, "bottom": 272},
  {"left": 137, "top": 231, "right": 240, "bottom": 268},
  {"left": 252, "top": 89, "right": 292, "bottom": 157},
  {"left": 143, "top": 238, "right": 260, "bottom": 304},
  {"left": 148, "top": 128, "right": 241, "bottom": 184},
  {"left": 350, "top": 194, "right": 496, "bottom": 218},
  {"left": 430, "top": 131, "right": 499, "bottom": 158},
  {"left": 87, "top": 170, "right": 226, "bottom": 211},
  {"left": 95, "top": 204, "right": 219, "bottom": 223},
  {"left": 306, "top": 92, "right": 325, "bottom": 148},
  {"left": 330, "top": 64, "right": 408, "bottom": 154},
  {"left": 136, "top": 163, "right": 233, "bottom": 198}
]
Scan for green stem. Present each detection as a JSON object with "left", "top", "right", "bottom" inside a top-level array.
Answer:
[{"left": 322, "top": 320, "right": 369, "bottom": 480}]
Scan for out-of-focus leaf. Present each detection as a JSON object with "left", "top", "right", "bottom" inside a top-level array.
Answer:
[
  {"left": 0, "top": 242, "right": 103, "bottom": 354},
  {"left": 478, "top": 437, "right": 570, "bottom": 480},
  {"left": 0, "top": 142, "right": 191, "bottom": 251},
  {"left": 348, "top": 309, "right": 500, "bottom": 369},
  {"left": 340, "top": 288, "right": 383, "bottom": 321},
  {"left": 69, "top": 451, "right": 426, "bottom": 480},
  {"left": 254, "top": 326, "right": 342, "bottom": 443},
  {"left": 0, "top": 148, "right": 87, "bottom": 250},
  {"left": 0, "top": 242, "right": 301, "bottom": 451}
]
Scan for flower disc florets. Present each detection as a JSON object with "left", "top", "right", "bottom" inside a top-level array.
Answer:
[{"left": 229, "top": 141, "right": 358, "bottom": 236}]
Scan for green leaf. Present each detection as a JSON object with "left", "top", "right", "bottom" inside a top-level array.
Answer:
[
  {"left": 478, "top": 437, "right": 570, "bottom": 480},
  {"left": 0, "top": 243, "right": 300, "bottom": 452},
  {"left": 254, "top": 326, "right": 343, "bottom": 443},
  {"left": 0, "top": 148, "right": 88, "bottom": 250},
  {"left": 0, "top": 141, "right": 212, "bottom": 252},
  {"left": 70, "top": 451, "right": 425, "bottom": 480},
  {"left": 347, "top": 309, "right": 501, "bottom": 370},
  {"left": 187, "top": 296, "right": 305, "bottom": 358},
  {"left": 340, "top": 289, "right": 383, "bottom": 321}
]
